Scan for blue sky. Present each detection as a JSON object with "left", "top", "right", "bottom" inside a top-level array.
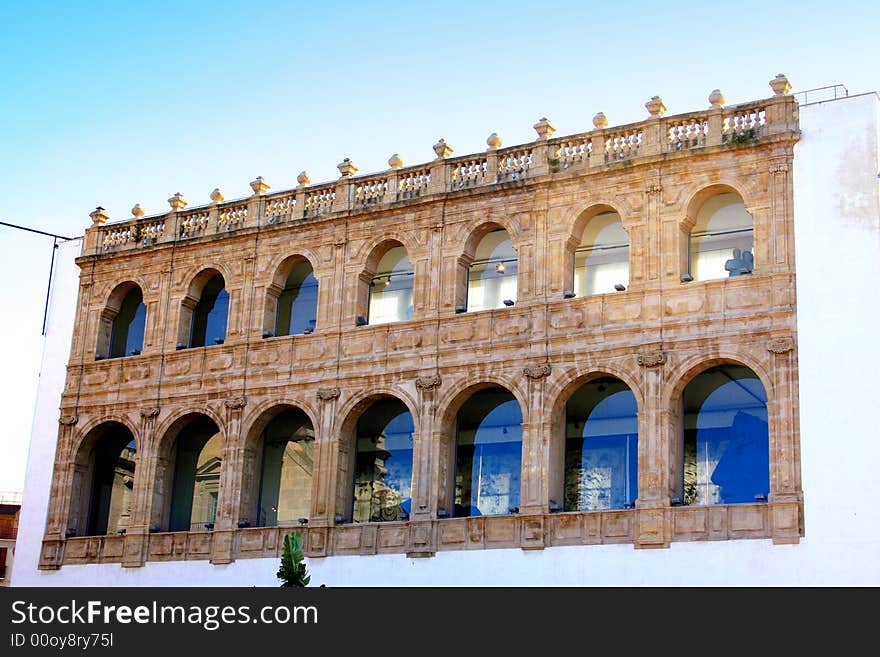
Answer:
[{"left": 0, "top": 0, "right": 877, "bottom": 492}]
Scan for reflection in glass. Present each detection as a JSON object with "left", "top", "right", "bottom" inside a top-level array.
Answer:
[
  {"left": 564, "top": 377, "right": 638, "bottom": 511},
  {"left": 258, "top": 409, "right": 314, "bottom": 527},
  {"left": 275, "top": 262, "right": 318, "bottom": 336},
  {"left": 190, "top": 274, "right": 228, "bottom": 347},
  {"left": 86, "top": 427, "right": 136, "bottom": 535},
  {"left": 368, "top": 246, "right": 414, "bottom": 325},
  {"left": 353, "top": 399, "right": 414, "bottom": 522},
  {"left": 168, "top": 417, "right": 223, "bottom": 531},
  {"left": 690, "top": 193, "right": 754, "bottom": 281},
  {"left": 454, "top": 388, "right": 522, "bottom": 517},
  {"left": 574, "top": 212, "right": 629, "bottom": 296},
  {"left": 683, "top": 365, "right": 769, "bottom": 505},
  {"left": 109, "top": 287, "right": 146, "bottom": 357},
  {"left": 467, "top": 229, "right": 517, "bottom": 312}
]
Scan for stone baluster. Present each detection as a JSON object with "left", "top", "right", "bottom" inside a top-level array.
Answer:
[
  {"left": 387, "top": 154, "right": 403, "bottom": 200},
  {"left": 589, "top": 113, "right": 607, "bottom": 166},
  {"left": 429, "top": 138, "right": 452, "bottom": 194},
  {"left": 334, "top": 159, "right": 357, "bottom": 212}
]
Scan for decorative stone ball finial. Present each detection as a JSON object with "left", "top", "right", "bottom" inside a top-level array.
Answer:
[
  {"left": 486, "top": 133, "right": 502, "bottom": 150},
  {"left": 770, "top": 73, "right": 792, "bottom": 96},
  {"left": 131, "top": 203, "right": 145, "bottom": 218},
  {"left": 592, "top": 112, "right": 609, "bottom": 129},
  {"left": 296, "top": 171, "right": 311, "bottom": 187},
  {"left": 337, "top": 158, "right": 358, "bottom": 177},
  {"left": 249, "top": 176, "right": 270, "bottom": 196},
  {"left": 167, "top": 192, "right": 187, "bottom": 212},
  {"left": 89, "top": 206, "right": 109, "bottom": 226},
  {"left": 645, "top": 96, "right": 666, "bottom": 117},
  {"left": 708, "top": 89, "right": 725, "bottom": 108},
  {"left": 388, "top": 154, "right": 404, "bottom": 169},
  {"left": 433, "top": 138, "right": 453, "bottom": 159},
  {"left": 533, "top": 117, "right": 556, "bottom": 140},
  {"left": 210, "top": 188, "right": 224, "bottom": 203}
]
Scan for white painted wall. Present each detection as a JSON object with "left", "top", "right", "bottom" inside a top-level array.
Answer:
[{"left": 13, "top": 93, "right": 880, "bottom": 585}]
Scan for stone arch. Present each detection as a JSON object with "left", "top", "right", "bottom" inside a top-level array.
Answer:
[
  {"left": 176, "top": 267, "right": 229, "bottom": 347},
  {"left": 333, "top": 388, "right": 420, "bottom": 522},
  {"left": 355, "top": 239, "right": 417, "bottom": 325},
  {"left": 562, "top": 203, "right": 631, "bottom": 296},
  {"left": 67, "top": 420, "right": 138, "bottom": 538},
  {"left": 547, "top": 369, "right": 642, "bottom": 513},
  {"left": 150, "top": 409, "right": 226, "bottom": 532},
  {"left": 435, "top": 377, "right": 527, "bottom": 517},
  {"left": 95, "top": 280, "right": 147, "bottom": 359},
  {"left": 663, "top": 352, "right": 775, "bottom": 505},
  {"left": 262, "top": 253, "right": 321, "bottom": 336},
  {"left": 239, "top": 401, "right": 319, "bottom": 528}
]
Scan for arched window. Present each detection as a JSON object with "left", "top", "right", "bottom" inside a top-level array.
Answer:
[
  {"left": 689, "top": 193, "right": 754, "bottom": 282},
  {"left": 564, "top": 377, "right": 638, "bottom": 511},
  {"left": 109, "top": 287, "right": 146, "bottom": 358},
  {"left": 454, "top": 387, "right": 522, "bottom": 517},
  {"left": 467, "top": 229, "right": 517, "bottom": 312},
  {"left": 574, "top": 212, "right": 629, "bottom": 296},
  {"left": 189, "top": 274, "right": 228, "bottom": 347},
  {"left": 352, "top": 398, "right": 414, "bottom": 522},
  {"left": 167, "top": 416, "right": 223, "bottom": 531},
  {"left": 274, "top": 261, "right": 318, "bottom": 336},
  {"left": 368, "top": 246, "right": 414, "bottom": 325},
  {"left": 70, "top": 422, "right": 136, "bottom": 536},
  {"left": 682, "top": 364, "right": 769, "bottom": 505},
  {"left": 256, "top": 408, "right": 314, "bottom": 527}
]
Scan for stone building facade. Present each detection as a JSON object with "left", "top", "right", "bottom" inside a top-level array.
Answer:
[{"left": 38, "top": 77, "right": 804, "bottom": 573}]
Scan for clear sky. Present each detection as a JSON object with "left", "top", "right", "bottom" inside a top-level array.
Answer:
[{"left": 0, "top": 0, "right": 877, "bottom": 494}]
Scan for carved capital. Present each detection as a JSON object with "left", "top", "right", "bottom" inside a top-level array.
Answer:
[
  {"left": 637, "top": 351, "right": 667, "bottom": 368},
  {"left": 415, "top": 374, "right": 442, "bottom": 390},
  {"left": 767, "top": 337, "right": 795, "bottom": 354},
  {"left": 223, "top": 397, "right": 247, "bottom": 410},
  {"left": 522, "top": 363, "right": 551, "bottom": 379},
  {"left": 333, "top": 238, "right": 347, "bottom": 248},
  {"left": 317, "top": 387, "right": 340, "bottom": 401},
  {"left": 769, "top": 163, "right": 790, "bottom": 175},
  {"left": 139, "top": 407, "right": 160, "bottom": 419},
  {"left": 645, "top": 184, "right": 663, "bottom": 195},
  {"left": 58, "top": 413, "right": 78, "bottom": 426}
]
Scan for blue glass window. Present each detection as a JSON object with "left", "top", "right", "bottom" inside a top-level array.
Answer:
[
  {"left": 85, "top": 424, "right": 136, "bottom": 536},
  {"left": 109, "top": 287, "right": 146, "bottom": 357},
  {"left": 275, "top": 262, "right": 318, "bottom": 336},
  {"left": 454, "top": 388, "right": 522, "bottom": 517},
  {"left": 190, "top": 275, "right": 228, "bottom": 347},
  {"left": 257, "top": 408, "right": 314, "bottom": 527},
  {"left": 564, "top": 377, "right": 638, "bottom": 511},
  {"left": 683, "top": 364, "right": 769, "bottom": 505},
  {"left": 353, "top": 399, "right": 414, "bottom": 522},
  {"left": 168, "top": 416, "right": 223, "bottom": 532}
]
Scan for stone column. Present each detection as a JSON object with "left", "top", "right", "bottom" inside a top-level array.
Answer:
[
  {"left": 643, "top": 183, "right": 663, "bottom": 283},
  {"left": 39, "top": 414, "right": 79, "bottom": 570},
  {"left": 518, "top": 364, "right": 552, "bottom": 550},
  {"left": 210, "top": 397, "right": 246, "bottom": 565},
  {"left": 306, "top": 387, "right": 341, "bottom": 557},
  {"left": 635, "top": 349, "right": 671, "bottom": 549},
  {"left": 766, "top": 336, "right": 802, "bottom": 544},
  {"left": 408, "top": 374, "right": 442, "bottom": 558},
  {"left": 121, "top": 407, "right": 159, "bottom": 567}
]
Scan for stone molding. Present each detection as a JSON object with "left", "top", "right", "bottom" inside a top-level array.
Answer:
[
  {"left": 316, "top": 387, "right": 341, "bottom": 401},
  {"left": 637, "top": 351, "right": 667, "bottom": 368},
  {"left": 522, "top": 363, "right": 551, "bottom": 379},
  {"left": 415, "top": 374, "right": 442, "bottom": 390},
  {"left": 767, "top": 337, "right": 795, "bottom": 354}
]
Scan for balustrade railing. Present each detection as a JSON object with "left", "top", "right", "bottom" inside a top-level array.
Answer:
[{"left": 86, "top": 95, "right": 795, "bottom": 255}]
